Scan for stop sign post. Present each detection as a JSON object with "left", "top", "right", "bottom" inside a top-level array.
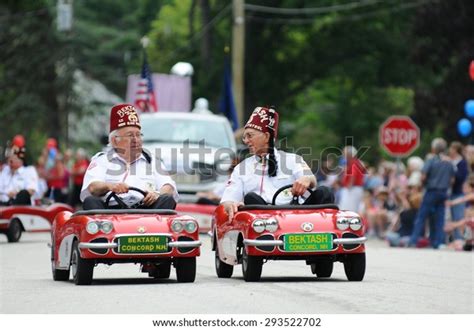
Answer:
[{"left": 379, "top": 116, "right": 420, "bottom": 157}]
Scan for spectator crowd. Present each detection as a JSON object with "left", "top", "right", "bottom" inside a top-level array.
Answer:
[
  {"left": 0, "top": 135, "right": 89, "bottom": 210},
  {"left": 316, "top": 138, "right": 472, "bottom": 252}
]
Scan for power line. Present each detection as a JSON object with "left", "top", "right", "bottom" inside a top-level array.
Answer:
[
  {"left": 245, "top": 0, "right": 385, "bottom": 15},
  {"left": 340, "top": 0, "right": 437, "bottom": 21},
  {"left": 246, "top": 0, "right": 436, "bottom": 25}
]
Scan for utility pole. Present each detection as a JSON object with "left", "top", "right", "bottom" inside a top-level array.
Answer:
[{"left": 232, "top": 0, "right": 245, "bottom": 126}]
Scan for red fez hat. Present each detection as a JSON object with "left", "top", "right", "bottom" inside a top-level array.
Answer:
[
  {"left": 12, "top": 135, "right": 25, "bottom": 148},
  {"left": 46, "top": 137, "right": 57, "bottom": 149},
  {"left": 109, "top": 104, "right": 141, "bottom": 132},
  {"left": 244, "top": 106, "right": 279, "bottom": 139}
]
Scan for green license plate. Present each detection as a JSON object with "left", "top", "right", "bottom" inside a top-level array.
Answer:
[
  {"left": 118, "top": 235, "right": 168, "bottom": 254},
  {"left": 284, "top": 233, "right": 333, "bottom": 252}
]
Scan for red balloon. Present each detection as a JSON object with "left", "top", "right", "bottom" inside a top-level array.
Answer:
[
  {"left": 470, "top": 60, "right": 474, "bottom": 81},
  {"left": 46, "top": 138, "right": 57, "bottom": 149},
  {"left": 12, "top": 134, "right": 25, "bottom": 148}
]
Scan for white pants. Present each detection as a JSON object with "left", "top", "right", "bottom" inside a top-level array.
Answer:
[{"left": 339, "top": 186, "right": 364, "bottom": 213}]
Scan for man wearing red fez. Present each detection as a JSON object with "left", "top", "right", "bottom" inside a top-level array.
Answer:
[
  {"left": 80, "top": 104, "right": 178, "bottom": 210},
  {"left": 0, "top": 146, "right": 39, "bottom": 205},
  {"left": 220, "top": 106, "right": 334, "bottom": 220}
]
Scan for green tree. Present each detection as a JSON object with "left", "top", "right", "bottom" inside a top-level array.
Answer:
[{"left": 0, "top": 0, "right": 70, "bottom": 155}]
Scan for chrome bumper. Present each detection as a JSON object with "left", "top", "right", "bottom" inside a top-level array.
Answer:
[
  {"left": 333, "top": 237, "right": 367, "bottom": 244},
  {"left": 168, "top": 240, "right": 202, "bottom": 248},
  {"left": 243, "top": 236, "right": 367, "bottom": 247},
  {"left": 79, "top": 240, "right": 202, "bottom": 250},
  {"left": 244, "top": 239, "right": 283, "bottom": 247},
  {"left": 79, "top": 242, "right": 118, "bottom": 249}
]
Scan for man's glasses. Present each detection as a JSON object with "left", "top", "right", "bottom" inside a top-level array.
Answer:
[
  {"left": 242, "top": 132, "right": 263, "bottom": 142},
  {"left": 115, "top": 133, "right": 144, "bottom": 139}
]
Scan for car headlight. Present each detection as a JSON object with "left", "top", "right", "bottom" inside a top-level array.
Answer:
[
  {"left": 184, "top": 220, "right": 197, "bottom": 233},
  {"left": 349, "top": 218, "right": 362, "bottom": 231},
  {"left": 100, "top": 221, "right": 114, "bottom": 234},
  {"left": 171, "top": 220, "right": 184, "bottom": 233},
  {"left": 252, "top": 220, "right": 265, "bottom": 233},
  {"left": 86, "top": 221, "right": 99, "bottom": 235},
  {"left": 265, "top": 218, "right": 279, "bottom": 232},
  {"left": 336, "top": 217, "right": 350, "bottom": 230}
]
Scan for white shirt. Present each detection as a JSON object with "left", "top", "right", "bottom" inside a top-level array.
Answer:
[
  {"left": 0, "top": 165, "right": 39, "bottom": 203},
  {"left": 80, "top": 149, "right": 178, "bottom": 207},
  {"left": 221, "top": 150, "right": 314, "bottom": 205}
]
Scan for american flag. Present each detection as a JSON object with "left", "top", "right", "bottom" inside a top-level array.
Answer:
[{"left": 135, "top": 52, "right": 158, "bottom": 112}]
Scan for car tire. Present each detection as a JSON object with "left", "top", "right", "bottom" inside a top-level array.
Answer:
[
  {"left": 215, "top": 248, "right": 233, "bottom": 278},
  {"left": 6, "top": 218, "right": 22, "bottom": 243},
  {"left": 242, "top": 248, "right": 262, "bottom": 282},
  {"left": 151, "top": 262, "right": 171, "bottom": 279},
  {"left": 51, "top": 239, "right": 69, "bottom": 281},
  {"left": 343, "top": 253, "right": 366, "bottom": 281},
  {"left": 175, "top": 257, "right": 196, "bottom": 283},
  {"left": 311, "top": 261, "right": 334, "bottom": 278},
  {"left": 71, "top": 240, "right": 94, "bottom": 285}
]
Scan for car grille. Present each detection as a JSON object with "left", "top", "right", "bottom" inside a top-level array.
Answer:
[
  {"left": 89, "top": 238, "right": 109, "bottom": 255},
  {"left": 193, "top": 162, "right": 216, "bottom": 182},
  {"left": 342, "top": 232, "right": 361, "bottom": 250},
  {"left": 255, "top": 234, "right": 275, "bottom": 252},
  {"left": 177, "top": 236, "right": 196, "bottom": 253}
]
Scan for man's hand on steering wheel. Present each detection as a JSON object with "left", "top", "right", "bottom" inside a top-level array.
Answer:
[
  {"left": 142, "top": 190, "right": 160, "bottom": 206},
  {"left": 109, "top": 182, "right": 129, "bottom": 194},
  {"left": 104, "top": 186, "right": 148, "bottom": 209},
  {"left": 291, "top": 176, "right": 312, "bottom": 196}
]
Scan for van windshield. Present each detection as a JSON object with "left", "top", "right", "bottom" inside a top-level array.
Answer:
[{"left": 141, "top": 117, "right": 232, "bottom": 148}]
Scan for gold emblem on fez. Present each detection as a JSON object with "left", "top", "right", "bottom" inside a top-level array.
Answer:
[
  {"left": 137, "top": 226, "right": 146, "bottom": 233},
  {"left": 128, "top": 113, "right": 138, "bottom": 123}
]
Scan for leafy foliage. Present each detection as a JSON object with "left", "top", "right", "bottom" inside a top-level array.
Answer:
[{"left": 0, "top": 0, "right": 67, "bottom": 152}]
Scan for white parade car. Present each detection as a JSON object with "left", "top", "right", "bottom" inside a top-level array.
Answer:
[{"left": 140, "top": 112, "right": 236, "bottom": 202}]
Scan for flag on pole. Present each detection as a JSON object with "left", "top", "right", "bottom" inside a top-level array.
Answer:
[
  {"left": 135, "top": 52, "right": 158, "bottom": 113},
  {"left": 219, "top": 59, "right": 239, "bottom": 131}
]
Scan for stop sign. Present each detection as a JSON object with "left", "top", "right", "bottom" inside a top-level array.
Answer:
[{"left": 379, "top": 116, "right": 420, "bottom": 157}]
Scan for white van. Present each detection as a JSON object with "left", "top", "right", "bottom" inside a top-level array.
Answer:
[{"left": 140, "top": 112, "right": 236, "bottom": 201}]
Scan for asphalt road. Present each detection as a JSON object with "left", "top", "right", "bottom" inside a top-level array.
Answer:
[{"left": 0, "top": 232, "right": 472, "bottom": 314}]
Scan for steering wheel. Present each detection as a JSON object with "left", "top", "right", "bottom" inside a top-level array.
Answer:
[
  {"left": 105, "top": 187, "right": 147, "bottom": 209},
  {"left": 271, "top": 184, "right": 313, "bottom": 205}
]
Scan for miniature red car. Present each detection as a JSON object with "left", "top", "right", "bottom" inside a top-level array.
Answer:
[
  {"left": 212, "top": 185, "right": 367, "bottom": 282},
  {"left": 0, "top": 203, "right": 73, "bottom": 243},
  {"left": 51, "top": 188, "right": 201, "bottom": 285}
]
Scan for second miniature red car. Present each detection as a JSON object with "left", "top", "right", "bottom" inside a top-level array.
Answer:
[{"left": 212, "top": 185, "right": 367, "bottom": 282}]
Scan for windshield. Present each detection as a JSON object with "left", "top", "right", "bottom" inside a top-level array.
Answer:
[{"left": 141, "top": 117, "right": 232, "bottom": 148}]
